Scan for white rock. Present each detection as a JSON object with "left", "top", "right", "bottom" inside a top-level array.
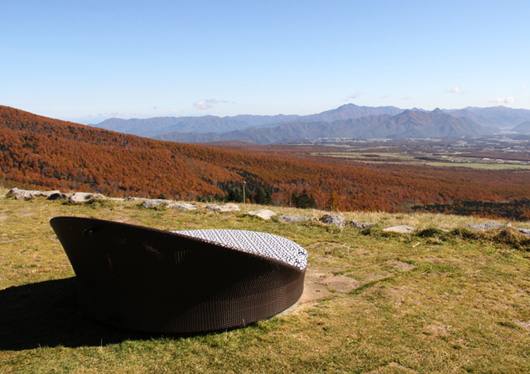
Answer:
[
  {"left": 383, "top": 225, "right": 417, "bottom": 233},
  {"left": 206, "top": 203, "right": 240, "bottom": 212},
  {"left": 248, "top": 209, "right": 276, "bottom": 220},
  {"left": 8, "top": 188, "right": 43, "bottom": 200},
  {"left": 168, "top": 203, "right": 198, "bottom": 210},
  {"left": 69, "top": 192, "right": 105, "bottom": 203}
]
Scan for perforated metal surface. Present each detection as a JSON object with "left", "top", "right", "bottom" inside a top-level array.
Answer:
[{"left": 174, "top": 229, "right": 307, "bottom": 270}]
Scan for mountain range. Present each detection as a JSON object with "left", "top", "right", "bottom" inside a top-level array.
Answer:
[
  {"left": 155, "top": 109, "right": 497, "bottom": 145},
  {"left": 91, "top": 104, "right": 403, "bottom": 137},
  {"left": 91, "top": 104, "right": 530, "bottom": 144}
]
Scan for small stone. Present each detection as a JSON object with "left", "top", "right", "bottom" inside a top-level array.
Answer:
[
  {"left": 320, "top": 214, "right": 346, "bottom": 227},
  {"left": 383, "top": 225, "right": 417, "bottom": 233},
  {"left": 351, "top": 221, "right": 374, "bottom": 229},
  {"left": 248, "top": 209, "right": 276, "bottom": 220},
  {"left": 468, "top": 222, "right": 505, "bottom": 231},
  {"left": 278, "top": 215, "right": 311, "bottom": 223},
  {"left": 167, "top": 203, "right": 197, "bottom": 210}
]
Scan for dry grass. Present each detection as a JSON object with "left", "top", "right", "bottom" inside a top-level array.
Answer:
[{"left": 1, "top": 196, "right": 530, "bottom": 373}]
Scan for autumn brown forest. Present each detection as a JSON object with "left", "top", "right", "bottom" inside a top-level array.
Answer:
[{"left": 2, "top": 106, "right": 530, "bottom": 219}]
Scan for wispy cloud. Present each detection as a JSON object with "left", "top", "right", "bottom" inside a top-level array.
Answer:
[
  {"left": 379, "top": 94, "right": 390, "bottom": 99},
  {"left": 445, "top": 86, "right": 467, "bottom": 94},
  {"left": 193, "top": 99, "right": 229, "bottom": 110},
  {"left": 487, "top": 97, "right": 515, "bottom": 105},
  {"left": 343, "top": 92, "right": 361, "bottom": 102},
  {"left": 524, "top": 84, "right": 527, "bottom": 90},
  {"left": 104, "top": 111, "right": 120, "bottom": 117},
  {"left": 400, "top": 96, "right": 411, "bottom": 101}
]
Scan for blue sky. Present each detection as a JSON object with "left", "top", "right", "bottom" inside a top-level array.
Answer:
[{"left": 1, "top": 0, "right": 529, "bottom": 124}]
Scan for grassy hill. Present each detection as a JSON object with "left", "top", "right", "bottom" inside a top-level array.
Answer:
[{"left": 1, "top": 189, "right": 530, "bottom": 373}]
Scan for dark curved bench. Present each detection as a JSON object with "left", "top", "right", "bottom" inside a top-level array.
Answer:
[{"left": 50, "top": 217, "right": 307, "bottom": 333}]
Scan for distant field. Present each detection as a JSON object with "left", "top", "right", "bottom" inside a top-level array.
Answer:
[
  {"left": 313, "top": 152, "right": 530, "bottom": 170},
  {"left": 425, "top": 162, "right": 530, "bottom": 170}
]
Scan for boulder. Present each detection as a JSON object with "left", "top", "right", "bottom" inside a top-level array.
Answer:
[
  {"left": 383, "top": 225, "right": 417, "bottom": 233},
  {"left": 468, "top": 222, "right": 506, "bottom": 231},
  {"left": 320, "top": 214, "right": 346, "bottom": 227},
  {"left": 69, "top": 192, "right": 106, "bottom": 203},
  {"left": 8, "top": 188, "right": 46, "bottom": 200},
  {"left": 205, "top": 203, "right": 240, "bottom": 212},
  {"left": 278, "top": 215, "right": 312, "bottom": 223},
  {"left": 351, "top": 221, "right": 374, "bottom": 229},
  {"left": 247, "top": 209, "right": 276, "bottom": 220},
  {"left": 142, "top": 199, "right": 172, "bottom": 208},
  {"left": 167, "top": 202, "right": 198, "bottom": 211}
]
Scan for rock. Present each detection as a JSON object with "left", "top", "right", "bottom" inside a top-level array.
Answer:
[
  {"left": 278, "top": 215, "right": 311, "bottom": 223},
  {"left": 41, "top": 190, "right": 61, "bottom": 198},
  {"left": 167, "top": 202, "right": 198, "bottom": 210},
  {"left": 517, "top": 228, "right": 530, "bottom": 237},
  {"left": 205, "top": 203, "right": 240, "bottom": 212},
  {"left": 320, "top": 214, "right": 346, "bottom": 227},
  {"left": 69, "top": 192, "right": 105, "bottom": 203},
  {"left": 125, "top": 196, "right": 145, "bottom": 201},
  {"left": 383, "top": 225, "right": 417, "bottom": 233},
  {"left": 142, "top": 199, "right": 172, "bottom": 208},
  {"left": 468, "top": 222, "right": 506, "bottom": 231},
  {"left": 248, "top": 209, "right": 276, "bottom": 220},
  {"left": 8, "top": 188, "right": 67, "bottom": 200},
  {"left": 8, "top": 188, "right": 44, "bottom": 200},
  {"left": 351, "top": 221, "right": 374, "bottom": 229},
  {"left": 46, "top": 192, "right": 67, "bottom": 200}
]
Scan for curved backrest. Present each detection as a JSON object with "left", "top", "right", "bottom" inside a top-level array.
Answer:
[{"left": 50, "top": 217, "right": 306, "bottom": 333}]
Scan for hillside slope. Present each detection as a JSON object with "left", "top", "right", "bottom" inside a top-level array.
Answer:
[
  {"left": 1, "top": 105, "right": 529, "bottom": 213},
  {"left": 513, "top": 121, "right": 530, "bottom": 134}
]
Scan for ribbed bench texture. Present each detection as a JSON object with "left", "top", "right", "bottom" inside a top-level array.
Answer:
[{"left": 50, "top": 217, "right": 307, "bottom": 333}]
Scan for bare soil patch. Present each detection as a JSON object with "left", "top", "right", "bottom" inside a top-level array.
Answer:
[{"left": 300, "top": 266, "right": 361, "bottom": 304}]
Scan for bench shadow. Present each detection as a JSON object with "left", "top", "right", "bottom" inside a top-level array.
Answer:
[{"left": 0, "top": 278, "right": 162, "bottom": 351}]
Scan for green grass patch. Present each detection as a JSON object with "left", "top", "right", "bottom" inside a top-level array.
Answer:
[{"left": 2, "top": 197, "right": 530, "bottom": 373}]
